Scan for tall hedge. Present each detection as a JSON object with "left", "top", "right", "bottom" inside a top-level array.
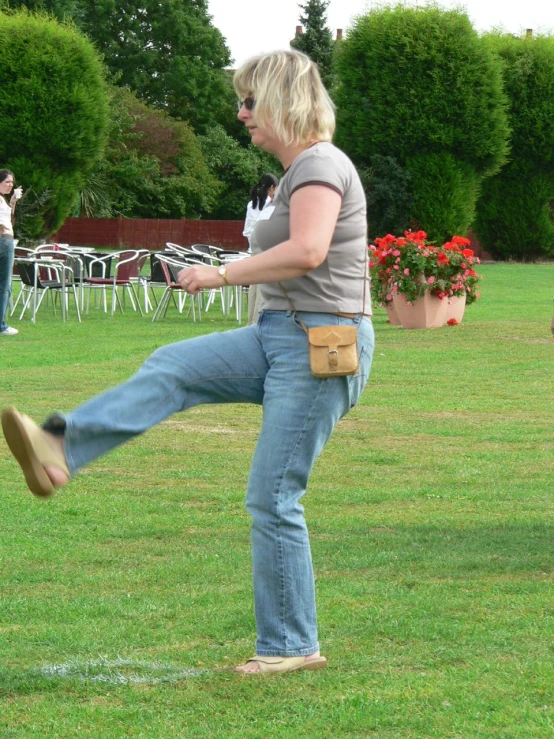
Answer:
[
  {"left": 474, "top": 34, "right": 554, "bottom": 260},
  {"left": 334, "top": 5, "right": 510, "bottom": 242},
  {"left": 83, "top": 87, "right": 220, "bottom": 219},
  {"left": 0, "top": 11, "right": 108, "bottom": 240}
]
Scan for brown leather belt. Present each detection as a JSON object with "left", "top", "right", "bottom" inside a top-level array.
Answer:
[{"left": 334, "top": 312, "right": 372, "bottom": 319}]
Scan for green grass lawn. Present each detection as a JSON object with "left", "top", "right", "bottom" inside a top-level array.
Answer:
[{"left": 1, "top": 263, "right": 553, "bottom": 738}]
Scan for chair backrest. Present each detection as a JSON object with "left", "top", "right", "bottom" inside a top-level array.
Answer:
[
  {"left": 15, "top": 260, "right": 37, "bottom": 287},
  {"left": 165, "top": 242, "right": 195, "bottom": 258},
  {"left": 190, "top": 244, "right": 211, "bottom": 257},
  {"left": 114, "top": 250, "right": 148, "bottom": 281},
  {"left": 84, "top": 252, "right": 113, "bottom": 278},
  {"left": 15, "top": 259, "right": 62, "bottom": 288},
  {"left": 34, "top": 243, "right": 63, "bottom": 252},
  {"left": 33, "top": 251, "right": 69, "bottom": 280},
  {"left": 191, "top": 245, "right": 226, "bottom": 267},
  {"left": 13, "top": 247, "right": 34, "bottom": 276},
  {"left": 156, "top": 256, "right": 176, "bottom": 287},
  {"left": 15, "top": 246, "right": 34, "bottom": 258},
  {"left": 192, "top": 243, "right": 225, "bottom": 255},
  {"left": 150, "top": 253, "right": 165, "bottom": 283},
  {"left": 156, "top": 254, "right": 187, "bottom": 286}
]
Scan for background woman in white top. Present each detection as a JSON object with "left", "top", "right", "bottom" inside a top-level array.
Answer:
[
  {"left": 0, "top": 169, "right": 21, "bottom": 336},
  {"left": 243, "top": 172, "right": 279, "bottom": 248},
  {"left": 244, "top": 172, "right": 279, "bottom": 323}
]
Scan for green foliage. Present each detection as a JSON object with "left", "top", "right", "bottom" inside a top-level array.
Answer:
[
  {"left": 334, "top": 5, "right": 509, "bottom": 240},
  {"left": 474, "top": 34, "right": 554, "bottom": 260},
  {"left": 83, "top": 87, "right": 220, "bottom": 219},
  {"left": 3, "top": 0, "right": 80, "bottom": 20},
  {"left": 360, "top": 155, "right": 413, "bottom": 239},
  {"left": 483, "top": 33, "right": 554, "bottom": 167},
  {"left": 0, "top": 10, "right": 108, "bottom": 240},
  {"left": 406, "top": 152, "right": 482, "bottom": 243},
  {"left": 199, "top": 125, "right": 282, "bottom": 219},
  {"left": 290, "top": 0, "right": 335, "bottom": 88},
  {"left": 475, "top": 161, "right": 554, "bottom": 260},
  {"left": 335, "top": 6, "right": 509, "bottom": 174},
  {"left": 76, "top": 0, "right": 235, "bottom": 134}
]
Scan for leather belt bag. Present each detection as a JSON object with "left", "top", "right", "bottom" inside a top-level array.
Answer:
[
  {"left": 307, "top": 325, "right": 359, "bottom": 378},
  {"left": 278, "top": 253, "right": 368, "bottom": 379}
]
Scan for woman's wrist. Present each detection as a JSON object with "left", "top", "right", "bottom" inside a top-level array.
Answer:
[{"left": 217, "top": 265, "right": 230, "bottom": 286}]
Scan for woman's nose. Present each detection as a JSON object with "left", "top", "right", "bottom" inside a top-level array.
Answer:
[{"left": 237, "top": 105, "right": 251, "bottom": 122}]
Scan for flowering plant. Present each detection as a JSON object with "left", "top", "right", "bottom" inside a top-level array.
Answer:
[{"left": 369, "top": 231, "right": 481, "bottom": 307}]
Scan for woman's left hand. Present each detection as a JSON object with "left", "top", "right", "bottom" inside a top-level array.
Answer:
[{"left": 177, "top": 265, "right": 224, "bottom": 293}]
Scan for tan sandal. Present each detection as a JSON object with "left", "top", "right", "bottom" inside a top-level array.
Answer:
[
  {"left": 235, "top": 655, "right": 327, "bottom": 675},
  {"left": 1, "top": 407, "right": 70, "bottom": 498}
]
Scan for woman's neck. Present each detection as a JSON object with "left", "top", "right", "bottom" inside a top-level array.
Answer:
[{"left": 277, "top": 140, "right": 323, "bottom": 169}]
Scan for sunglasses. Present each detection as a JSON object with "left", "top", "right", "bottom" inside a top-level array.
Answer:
[{"left": 237, "top": 97, "right": 256, "bottom": 111}]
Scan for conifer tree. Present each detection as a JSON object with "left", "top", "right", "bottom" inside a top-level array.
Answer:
[{"left": 290, "top": 0, "right": 334, "bottom": 88}]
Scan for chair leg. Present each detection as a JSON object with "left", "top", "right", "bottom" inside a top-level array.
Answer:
[
  {"left": 111, "top": 285, "right": 122, "bottom": 316},
  {"left": 71, "top": 285, "right": 82, "bottom": 322},
  {"left": 11, "top": 286, "right": 25, "bottom": 316},
  {"left": 19, "top": 289, "right": 34, "bottom": 320},
  {"left": 32, "top": 288, "right": 49, "bottom": 322},
  {"left": 152, "top": 288, "right": 171, "bottom": 321},
  {"left": 128, "top": 283, "right": 143, "bottom": 316}
]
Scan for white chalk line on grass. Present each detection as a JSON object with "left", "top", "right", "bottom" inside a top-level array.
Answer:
[{"left": 40, "top": 656, "right": 208, "bottom": 685}]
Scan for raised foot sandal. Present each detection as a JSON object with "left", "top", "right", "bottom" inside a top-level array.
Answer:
[
  {"left": 1, "top": 406, "right": 70, "bottom": 498},
  {"left": 235, "top": 655, "right": 327, "bottom": 675}
]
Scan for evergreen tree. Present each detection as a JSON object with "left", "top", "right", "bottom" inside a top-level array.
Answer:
[
  {"left": 334, "top": 6, "right": 509, "bottom": 242},
  {"left": 4, "top": 0, "right": 81, "bottom": 19},
  {"left": 80, "top": 87, "right": 220, "bottom": 219},
  {"left": 0, "top": 10, "right": 108, "bottom": 240},
  {"left": 77, "top": 0, "right": 234, "bottom": 134},
  {"left": 7, "top": 0, "right": 237, "bottom": 135},
  {"left": 290, "top": 0, "right": 334, "bottom": 88},
  {"left": 474, "top": 33, "right": 554, "bottom": 259}
]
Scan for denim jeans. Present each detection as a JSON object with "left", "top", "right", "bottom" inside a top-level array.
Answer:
[
  {"left": 0, "top": 234, "right": 14, "bottom": 332},
  {"left": 57, "top": 309, "right": 375, "bottom": 656}
]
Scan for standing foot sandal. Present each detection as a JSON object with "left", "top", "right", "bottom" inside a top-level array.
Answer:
[
  {"left": 1, "top": 407, "right": 70, "bottom": 498},
  {"left": 235, "top": 655, "right": 327, "bottom": 675}
]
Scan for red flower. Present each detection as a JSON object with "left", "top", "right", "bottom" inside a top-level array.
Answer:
[
  {"left": 447, "top": 318, "right": 459, "bottom": 326},
  {"left": 462, "top": 248, "right": 474, "bottom": 258},
  {"left": 437, "top": 252, "right": 449, "bottom": 265}
]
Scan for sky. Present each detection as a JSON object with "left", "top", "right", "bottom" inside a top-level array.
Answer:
[{"left": 208, "top": 0, "right": 554, "bottom": 68}]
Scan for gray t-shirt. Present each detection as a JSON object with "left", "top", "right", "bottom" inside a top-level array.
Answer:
[{"left": 251, "top": 142, "right": 371, "bottom": 314}]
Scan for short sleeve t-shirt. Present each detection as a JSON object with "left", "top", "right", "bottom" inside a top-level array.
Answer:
[
  {"left": 0, "top": 196, "right": 13, "bottom": 235},
  {"left": 250, "top": 142, "right": 371, "bottom": 314}
]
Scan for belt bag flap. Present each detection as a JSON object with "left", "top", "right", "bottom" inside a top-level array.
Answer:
[{"left": 308, "top": 325, "right": 359, "bottom": 378}]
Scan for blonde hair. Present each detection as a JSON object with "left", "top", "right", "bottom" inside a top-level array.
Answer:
[{"left": 234, "top": 50, "right": 335, "bottom": 147}]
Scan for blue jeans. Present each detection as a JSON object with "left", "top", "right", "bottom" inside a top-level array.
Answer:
[
  {"left": 59, "top": 310, "right": 375, "bottom": 656},
  {"left": 0, "top": 234, "right": 14, "bottom": 332}
]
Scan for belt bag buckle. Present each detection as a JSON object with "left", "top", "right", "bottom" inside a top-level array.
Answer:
[{"left": 307, "top": 325, "right": 359, "bottom": 378}]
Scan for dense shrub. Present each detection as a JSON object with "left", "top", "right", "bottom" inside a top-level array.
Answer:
[
  {"left": 85, "top": 88, "right": 220, "bottom": 219},
  {"left": 0, "top": 10, "right": 108, "bottom": 240},
  {"left": 406, "top": 152, "right": 482, "bottom": 240},
  {"left": 360, "top": 155, "right": 413, "bottom": 240},
  {"left": 474, "top": 34, "right": 554, "bottom": 259},
  {"left": 199, "top": 125, "right": 282, "bottom": 220},
  {"left": 334, "top": 5, "right": 509, "bottom": 241},
  {"left": 474, "top": 162, "right": 554, "bottom": 260}
]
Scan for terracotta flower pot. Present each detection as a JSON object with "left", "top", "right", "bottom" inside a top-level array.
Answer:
[
  {"left": 445, "top": 293, "right": 466, "bottom": 324},
  {"left": 385, "top": 301, "right": 401, "bottom": 325},
  {"left": 392, "top": 291, "right": 448, "bottom": 329}
]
